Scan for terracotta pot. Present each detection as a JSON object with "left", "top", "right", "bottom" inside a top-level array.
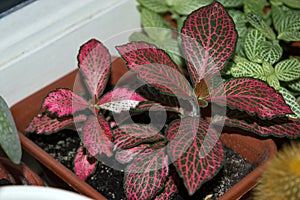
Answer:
[
  {"left": 0, "top": 157, "right": 44, "bottom": 186},
  {"left": 11, "top": 58, "right": 277, "bottom": 199}
]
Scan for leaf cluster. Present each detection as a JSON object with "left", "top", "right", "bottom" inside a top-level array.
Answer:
[{"left": 25, "top": 2, "right": 300, "bottom": 200}]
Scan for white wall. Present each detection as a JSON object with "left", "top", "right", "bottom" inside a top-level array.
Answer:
[{"left": 0, "top": 0, "right": 140, "bottom": 106}]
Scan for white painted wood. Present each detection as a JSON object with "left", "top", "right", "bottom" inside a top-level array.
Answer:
[{"left": 0, "top": 0, "right": 140, "bottom": 106}]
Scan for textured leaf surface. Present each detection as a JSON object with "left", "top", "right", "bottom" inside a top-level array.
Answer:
[
  {"left": 166, "top": 117, "right": 224, "bottom": 195},
  {"left": 277, "top": 32, "right": 300, "bottom": 41},
  {"left": 116, "top": 42, "right": 180, "bottom": 72},
  {"left": 181, "top": 2, "right": 237, "bottom": 85},
  {"left": 74, "top": 147, "right": 97, "bottom": 181},
  {"left": 125, "top": 145, "right": 168, "bottom": 200},
  {"left": 209, "top": 78, "right": 293, "bottom": 119},
  {"left": 244, "top": 29, "right": 265, "bottom": 63},
  {"left": 259, "top": 41, "right": 282, "bottom": 65},
  {"left": 115, "top": 144, "right": 150, "bottom": 164},
  {"left": 213, "top": 115, "right": 300, "bottom": 138},
  {"left": 231, "top": 60, "right": 266, "bottom": 80},
  {"left": 279, "top": 88, "right": 300, "bottom": 118},
  {"left": 288, "top": 79, "right": 300, "bottom": 92},
  {"left": 25, "top": 114, "right": 75, "bottom": 134},
  {"left": 246, "top": 12, "right": 276, "bottom": 40},
  {"left": 42, "top": 89, "right": 89, "bottom": 117},
  {"left": 275, "top": 59, "right": 300, "bottom": 82},
  {"left": 113, "top": 124, "right": 164, "bottom": 150},
  {"left": 98, "top": 88, "right": 147, "bottom": 113},
  {"left": 0, "top": 96, "right": 21, "bottom": 164},
  {"left": 78, "top": 39, "right": 111, "bottom": 98},
  {"left": 154, "top": 175, "right": 178, "bottom": 200},
  {"left": 81, "top": 115, "right": 112, "bottom": 157},
  {"left": 118, "top": 42, "right": 193, "bottom": 99}
]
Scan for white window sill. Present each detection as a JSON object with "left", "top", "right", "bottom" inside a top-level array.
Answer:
[{"left": 0, "top": 0, "right": 140, "bottom": 106}]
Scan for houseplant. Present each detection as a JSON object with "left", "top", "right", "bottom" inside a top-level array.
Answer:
[
  {"left": 132, "top": 0, "right": 300, "bottom": 119},
  {"left": 23, "top": 2, "right": 300, "bottom": 200},
  {"left": 0, "top": 96, "right": 44, "bottom": 186}
]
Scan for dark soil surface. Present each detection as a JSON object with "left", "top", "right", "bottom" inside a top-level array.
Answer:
[{"left": 30, "top": 131, "right": 256, "bottom": 200}]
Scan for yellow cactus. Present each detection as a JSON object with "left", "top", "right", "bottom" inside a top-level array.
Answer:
[{"left": 253, "top": 142, "right": 300, "bottom": 200}]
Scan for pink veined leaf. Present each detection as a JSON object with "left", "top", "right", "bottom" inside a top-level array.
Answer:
[
  {"left": 154, "top": 175, "right": 178, "bottom": 200},
  {"left": 131, "top": 63, "right": 193, "bottom": 100},
  {"left": 117, "top": 42, "right": 193, "bottom": 100},
  {"left": 41, "top": 88, "right": 89, "bottom": 117},
  {"left": 124, "top": 143, "right": 168, "bottom": 200},
  {"left": 113, "top": 124, "right": 164, "bottom": 150},
  {"left": 115, "top": 144, "right": 151, "bottom": 164},
  {"left": 99, "top": 88, "right": 147, "bottom": 105},
  {"left": 213, "top": 115, "right": 300, "bottom": 138},
  {"left": 116, "top": 42, "right": 181, "bottom": 72},
  {"left": 74, "top": 147, "right": 97, "bottom": 181},
  {"left": 208, "top": 78, "right": 293, "bottom": 119},
  {"left": 132, "top": 101, "right": 182, "bottom": 114},
  {"left": 166, "top": 117, "right": 224, "bottom": 195},
  {"left": 78, "top": 39, "right": 111, "bottom": 98},
  {"left": 25, "top": 114, "right": 75, "bottom": 134},
  {"left": 80, "top": 115, "right": 113, "bottom": 157},
  {"left": 181, "top": 2, "right": 237, "bottom": 85},
  {"left": 98, "top": 88, "right": 147, "bottom": 113}
]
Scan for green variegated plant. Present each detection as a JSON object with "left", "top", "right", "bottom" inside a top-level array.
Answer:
[{"left": 229, "top": 0, "right": 300, "bottom": 118}]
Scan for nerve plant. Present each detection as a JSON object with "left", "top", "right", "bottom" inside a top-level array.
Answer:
[{"left": 26, "top": 2, "right": 300, "bottom": 199}]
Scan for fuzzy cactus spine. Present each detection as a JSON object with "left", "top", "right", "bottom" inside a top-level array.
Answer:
[{"left": 254, "top": 142, "right": 300, "bottom": 200}]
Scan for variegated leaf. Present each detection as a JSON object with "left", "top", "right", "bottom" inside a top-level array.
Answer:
[
  {"left": 266, "top": 74, "right": 281, "bottom": 90},
  {"left": 80, "top": 115, "right": 113, "bottom": 157},
  {"left": 154, "top": 175, "right": 178, "bottom": 200},
  {"left": 279, "top": 88, "right": 300, "bottom": 118},
  {"left": 275, "top": 58, "right": 300, "bottom": 82},
  {"left": 271, "top": 5, "right": 285, "bottom": 33},
  {"left": 181, "top": 2, "right": 237, "bottom": 85},
  {"left": 246, "top": 12, "right": 276, "bottom": 40},
  {"left": 113, "top": 124, "right": 164, "bottom": 150},
  {"left": 99, "top": 100, "right": 140, "bottom": 113},
  {"left": 259, "top": 41, "right": 282, "bottom": 65},
  {"left": 74, "top": 147, "right": 97, "bottom": 181},
  {"left": 138, "top": 0, "right": 169, "bottom": 13},
  {"left": 116, "top": 42, "right": 181, "bottom": 72},
  {"left": 278, "top": 31, "right": 300, "bottom": 42},
  {"left": 288, "top": 79, "right": 300, "bottom": 92},
  {"left": 0, "top": 96, "right": 21, "bottom": 164},
  {"left": 231, "top": 60, "right": 266, "bottom": 81},
  {"left": 166, "top": 117, "right": 224, "bottom": 195},
  {"left": 25, "top": 114, "right": 77, "bottom": 134},
  {"left": 41, "top": 89, "right": 89, "bottom": 117},
  {"left": 115, "top": 144, "right": 151, "bottom": 164},
  {"left": 209, "top": 78, "right": 293, "bottom": 119},
  {"left": 213, "top": 115, "right": 300, "bottom": 138},
  {"left": 78, "top": 39, "right": 111, "bottom": 98},
  {"left": 124, "top": 144, "right": 168, "bottom": 200},
  {"left": 99, "top": 88, "right": 147, "bottom": 105},
  {"left": 244, "top": 29, "right": 266, "bottom": 63}
]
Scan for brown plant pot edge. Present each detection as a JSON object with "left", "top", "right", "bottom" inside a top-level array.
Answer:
[
  {"left": 11, "top": 58, "right": 277, "bottom": 200},
  {"left": 0, "top": 157, "right": 45, "bottom": 186}
]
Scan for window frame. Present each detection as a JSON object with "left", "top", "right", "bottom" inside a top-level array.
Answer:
[{"left": 0, "top": 0, "right": 140, "bottom": 106}]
